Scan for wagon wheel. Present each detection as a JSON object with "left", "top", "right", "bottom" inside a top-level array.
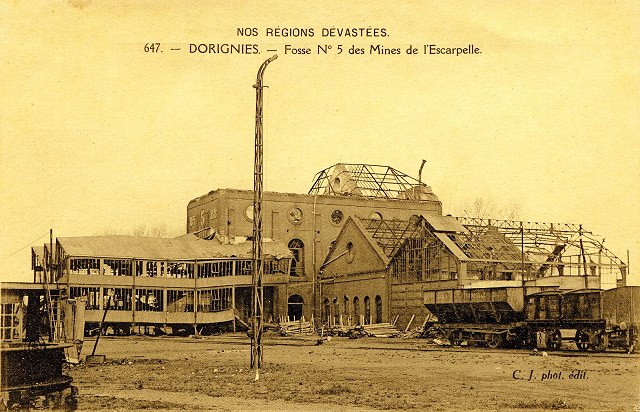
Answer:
[
  {"left": 575, "top": 329, "right": 590, "bottom": 352},
  {"left": 546, "top": 329, "right": 562, "bottom": 350},
  {"left": 448, "top": 330, "right": 463, "bottom": 346},
  {"left": 525, "top": 329, "right": 539, "bottom": 349},
  {"left": 485, "top": 333, "right": 504, "bottom": 349},
  {"left": 592, "top": 330, "right": 609, "bottom": 352},
  {"left": 7, "top": 390, "right": 33, "bottom": 412}
]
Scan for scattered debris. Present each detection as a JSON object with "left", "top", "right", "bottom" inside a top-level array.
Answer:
[
  {"left": 279, "top": 319, "right": 315, "bottom": 336},
  {"left": 347, "top": 323, "right": 401, "bottom": 338}
]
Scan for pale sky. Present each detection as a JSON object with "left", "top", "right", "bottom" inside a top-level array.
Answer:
[{"left": 1, "top": 1, "right": 638, "bottom": 284}]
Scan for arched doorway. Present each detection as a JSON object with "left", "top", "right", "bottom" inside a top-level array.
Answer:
[
  {"left": 287, "top": 294, "right": 304, "bottom": 321},
  {"left": 288, "top": 239, "right": 304, "bottom": 277},
  {"left": 333, "top": 297, "right": 340, "bottom": 326},
  {"left": 375, "top": 295, "right": 383, "bottom": 323},
  {"left": 364, "top": 296, "right": 371, "bottom": 325}
]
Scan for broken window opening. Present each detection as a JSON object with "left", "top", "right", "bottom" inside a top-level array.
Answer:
[
  {"left": 167, "top": 290, "right": 194, "bottom": 313},
  {"left": 103, "top": 287, "right": 132, "bottom": 311},
  {"left": 197, "top": 288, "right": 232, "bottom": 313},
  {"left": 69, "top": 286, "right": 101, "bottom": 310},
  {"left": 167, "top": 262, "right": 195, "bottom": 279},
  {"left": 69, "top": 258, "right": 100, "bottom": 276},
  {"left": 103, "top": 259, "right": 133, "bottom": 276},
  {"left": 134, "top": 288, "right": 163, "bottom": 312},
  {"left": 288, "top": 239, "right": 304, "bottom": 277},
  {"left": 199, "top": 261, "right": 233, "bottom": 278}
]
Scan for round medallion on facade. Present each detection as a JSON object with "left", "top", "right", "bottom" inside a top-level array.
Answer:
[
  {"left": 330, "top": 209, "right": 344, "bottom": 225},
  {"left": 288, "top": 207, "right": 303, "bottom": 224},
  {"left": 245, "top": 205, "right": 254, "bottom": 222}
]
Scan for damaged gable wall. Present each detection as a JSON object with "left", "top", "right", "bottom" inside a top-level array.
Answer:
[
  {"left": 321, "top": 218, "right": 388, "bottom": 278},
  {"left": 320, "top": 217, "right": 390, "bottom": 325}
]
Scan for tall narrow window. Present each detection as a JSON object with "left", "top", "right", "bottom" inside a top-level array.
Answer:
[
  {"left": 364, "top": 296, "right": 371, "bottom": 325},
  {"left": 375, "top": 295, "right": 383, "bottom": 323},
  {"left": 288, "top": 239, "right": 304, "bottom": 277},
  {"left": 343, "top": 295, "right": 350, "bottom": 324}
]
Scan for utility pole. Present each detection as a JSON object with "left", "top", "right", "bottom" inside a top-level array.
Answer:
[{"left": 251, "top": 54, "right": 277, "bottom": 380}]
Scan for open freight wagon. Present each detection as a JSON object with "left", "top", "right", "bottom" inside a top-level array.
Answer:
[{"left": 423, "top": 286, "right": 531, "bottom": 349}]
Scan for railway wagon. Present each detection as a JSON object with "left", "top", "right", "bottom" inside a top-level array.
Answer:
[
  {"left": 525, "top": 286, "right": 640, "bottom": 352},
  {"left": 423, "top": 286, "right": 532, "bottom": 348}
]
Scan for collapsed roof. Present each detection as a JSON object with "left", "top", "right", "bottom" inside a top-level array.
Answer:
[
  {"left": 308, "top": 163, "right": 439, "bottom": 201},
  {"left": 355, "top": 214, "right": 626, "bottom": 279},
  {"left": 56, "top": 234, "right": 291, "bottom": 260}
]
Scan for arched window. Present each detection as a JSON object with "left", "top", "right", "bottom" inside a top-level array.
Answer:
[
  {"left": 288, "top": 239, "right": 304, "bottom": 277},
  {"left": 343, "top": 295, "right": 350, "bottom": 325},
  {"left": 323, "top": 298, "right": 330, "bottom": 325},
  {"left": 287, "top": 294, "right": 304, "bottom": 321},
  {"left": 353, "top": 296, "right": 360, "bottom": 325},
  {"left": 333, "top": 297, "right": 340, "bottom": 326},
  {"left": 364, "top": 296, "right": 371, "bottom": 325},
  {"left": 375, "top": 295, "right": 383, "bottom": 324},
  {"left": 346, "top": 241, "right": 355, "bottom": 263}
]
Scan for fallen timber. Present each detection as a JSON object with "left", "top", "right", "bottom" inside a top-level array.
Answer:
[{"left": 279, "top": 319, "right": 315, "bottom": 336}]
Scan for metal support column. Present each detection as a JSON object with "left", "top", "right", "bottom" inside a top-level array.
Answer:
[{"left": 251, "top": 55, "right": 277, "bottom": 380}]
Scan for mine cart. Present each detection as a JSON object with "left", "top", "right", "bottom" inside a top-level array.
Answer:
[
  {"left": 599, "top": 286, "right": 640, "bottom": 352},
  {"left": 525, "top": 286, "right": 640, "bottom": 352},
  {"left": 525, "top": 290, "right": 566, "bottom": 350},
  {"left": 423, "top": 286, "right": 529, "bottom": 348}
]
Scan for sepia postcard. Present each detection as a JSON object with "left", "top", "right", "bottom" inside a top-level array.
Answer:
[{"left": 1, "top": 1, "right": 638, "bottom": 411}]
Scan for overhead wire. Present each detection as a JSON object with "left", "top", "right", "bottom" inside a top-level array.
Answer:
[{"left": 1, "top": 232, "right": 50, "bottom": 262}]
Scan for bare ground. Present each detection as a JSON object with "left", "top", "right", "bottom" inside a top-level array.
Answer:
[{"left": 67, "top": 334, "right": 640, "bottom": 411}]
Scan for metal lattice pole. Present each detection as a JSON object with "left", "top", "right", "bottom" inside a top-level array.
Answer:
[{"left": 251, "top": 55, "right": 277, "bottom": 380}]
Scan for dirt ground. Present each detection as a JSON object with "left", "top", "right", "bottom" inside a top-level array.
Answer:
[{"left": 67, "top": 334, "right": 640, "bottom": 411}]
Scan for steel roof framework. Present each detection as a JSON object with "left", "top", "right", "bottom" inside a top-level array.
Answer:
[
  {"left": 308, "top": 164, "right": 424, "bottom": 199},
  {"left": 453, "top": 217, "right": 627, "bottom": 279}
]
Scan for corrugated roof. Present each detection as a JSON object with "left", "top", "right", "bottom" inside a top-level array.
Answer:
[
  {"left": 57, "top": 234, "right": 291, "bottom": 260},
  {"left": 421, "top": 214, "right": 467, "bottom": 233}
]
